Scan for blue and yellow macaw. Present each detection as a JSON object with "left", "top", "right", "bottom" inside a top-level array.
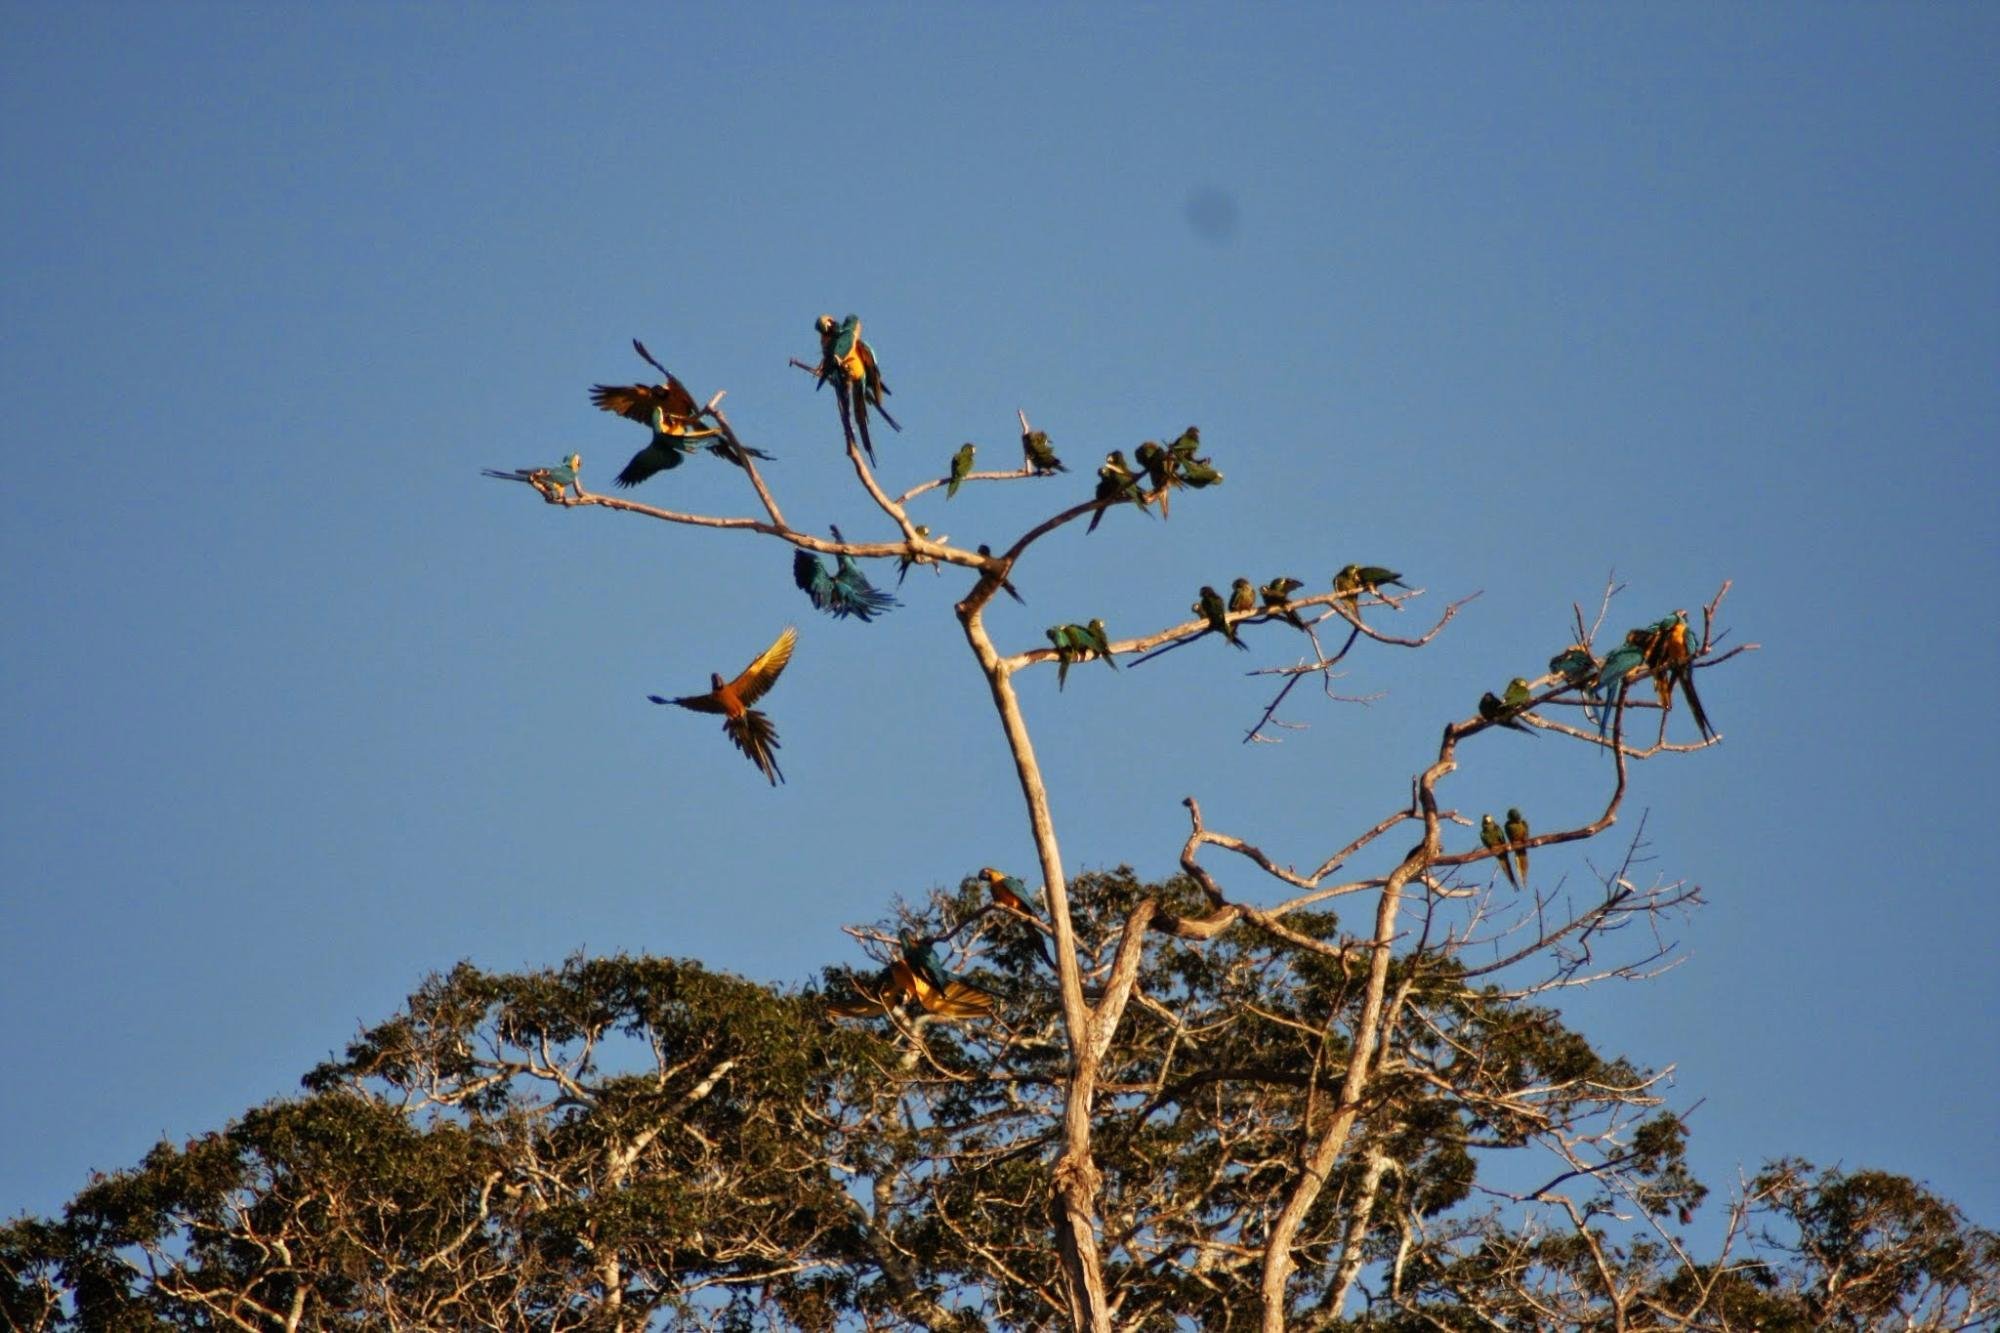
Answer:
[
  {"left": 1639, "top": 610, "right": 1716, "bottom": 740},
  {"left": 814, "top": 314, "right": 900, "bottom": 466},
  {"left": 980, "top": 867, "right": 1057, "bottom": 969},
  {"left": 1594, "top": 636, "right": 1652, "bottom": 738},
  {"left": 899, "top": 933, "right": 998, "bottom": 1018},
  {"left": 648, "top": 626, "right": 797, "bottom": 786},
  {"left": 482, "top": 453, "right": 580, "bottom": 502},
  {"left": 794, "top": 525, "right": 899, "bottom": 622}
]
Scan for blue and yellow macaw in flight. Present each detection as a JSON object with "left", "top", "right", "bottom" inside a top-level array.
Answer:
[
  {"left": 649, "top": 626, "right": 797, "bottom": 786},
  {"left": 814, "top": 314, "right": 900, "bottom": 466},
  {"left": 482, "top": 453, "right": 580, "bottom": 503},
  {"left": 794, "top": 525, "right": 898, "bottom": 622}
]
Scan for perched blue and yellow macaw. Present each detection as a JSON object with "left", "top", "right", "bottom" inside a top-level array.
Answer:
[
  {"left": 1594, "top": 636, "right": 1651, "bottom": 738},
  {"left": 1640, "top": 610, "right": 1716, "bottom": 740},
  {"left": 649, "top": 626, "right": 797, "bottom": 786},
  {"left": 814, "top": 314, "right": 900, "bottom": 466},
  {"left": 979, "top": 866, "right": 1057, "bottom": 969},
  {"left": 1196, "top": 585, "right": 1249, "bottom": 651},
  {"left": 794, "top": 525, "right": 899, "bottom": 622},
  {"left": 1480, "top": 814, "right": 1520, "bottom": 891},
  {"left": 482, "top": 453, "right": 580, "bottom": 502}
]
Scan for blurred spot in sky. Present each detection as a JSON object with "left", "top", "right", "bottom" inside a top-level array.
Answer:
[{"left": 1183, "top": 184, "right": 1240, "bottom": 243}]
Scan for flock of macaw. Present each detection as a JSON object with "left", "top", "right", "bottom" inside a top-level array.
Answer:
[{"left": 482, "top": 322, "right": 1725, "bottom": 1008}]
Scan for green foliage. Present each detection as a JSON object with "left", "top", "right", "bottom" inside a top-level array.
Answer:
[{"left": 5, "top": 892, "right": 1993, "bottom": 1331}]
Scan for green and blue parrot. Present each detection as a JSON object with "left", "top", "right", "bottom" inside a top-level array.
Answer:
[
  {"left": 1503, "top": 808, "right": 1530, "bottom": 885},
  {"left": 947, "top": 442, "right": 976, "bottom": 499},
  {"left": 794, "top": 525, "right": 899, "bottom": 621},
  {"left": 1260, "top": 576, "right": 1308, "bottom": 628},
  {"left": 1196, "top": 585, "right": 1249, "bottom": 651},
  {"left": 1022, "top": 428, "right": 1067, "bottom": 475},
  {"left": 1087, "top": 451, "right": 1145, "bottom": 534},
  {"left": 482, "top": 452, "right": 580, "bottom": 502},
  {"left": 1480, "top": 814, "right": 1521, "bottom": 890}
]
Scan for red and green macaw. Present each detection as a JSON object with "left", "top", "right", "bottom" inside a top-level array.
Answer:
[{"left": 649, "top": 626, "right": 797, "bottom": 786}]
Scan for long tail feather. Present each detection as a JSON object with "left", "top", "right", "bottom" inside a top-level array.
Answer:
[
  {"left": 726, "top": 710, "right": 784, "bottom": 786},
  {"left": 1680, "top": 668, "right": 1715, "bottom": 740}
]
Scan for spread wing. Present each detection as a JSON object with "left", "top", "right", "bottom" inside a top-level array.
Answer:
[
  {"left": 651, "top": 690, "right": 726, "bottom": 714},
  {"left": 727, "top": 626, "right": 797, "bottom": 707},
  {"left": 590, "top": 378, "right": 700, "bottom": 425}
]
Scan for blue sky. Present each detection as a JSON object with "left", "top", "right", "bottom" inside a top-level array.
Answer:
[{"left": 4, "top": 6, "right": 1995, "bottom": 1233}]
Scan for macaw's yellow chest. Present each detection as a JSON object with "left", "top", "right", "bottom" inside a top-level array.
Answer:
[{"left": 839, "top": 350, "right": 867, "bottom": 382}]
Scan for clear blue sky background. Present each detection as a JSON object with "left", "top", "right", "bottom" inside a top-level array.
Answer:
[{"left": 5, "top": 7, "right": 1996, "bottom": 1234}]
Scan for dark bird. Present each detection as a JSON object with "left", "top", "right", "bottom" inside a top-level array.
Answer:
[
  {"left": 482, "top": 453, "right": 580, "bottom": 502},
  {"left": 1259, "top": 576, "right": 1308, "bottom": 628},
  {"left": 1229, "top": 578, "right": 1257, "bottom": 614},
  {"left": 1022, "top": 427, "right": 1066, "bottom": 475},
  {"left": 947, "top": 442, "right": 976, "bottom": 499},
  {"left": 795, "top": 525, "right": 899, "bottom": 621},
  {"left": 980, "top": 866, "right": 1057, "bottom": 969},
  {"left": 1504, "top": 808, "right": 1530, "bottom": 885},
  {"left": 814, "top": 314, "right": 900, "bottom": 465},
  {"left": 1134, "top": 440, "right": 1178, "bottom": 517},
  {"left": 1086, "top": 451, "right": 1145, "bottom": 534},
  {"left": 610, "top": 406, "right": 701, "bottom": 488},
  {"left": 1480, "top": 814, "right": 1521, "bottom": 890},
  {"left": 1479, "top": 690, "right": 1535, "bottom": 735},
  {"left": 896, "top": 524, "right": 943, "bottom": 584},
  {"left": 976, "top": 545, "right": 1026, "bottom": 605},
  {"left": 1195, "top": 585, "right": 1249, "bottom": 650},
  {"left": 649, "top": 626, "right": 798, "bottom": 786}
]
